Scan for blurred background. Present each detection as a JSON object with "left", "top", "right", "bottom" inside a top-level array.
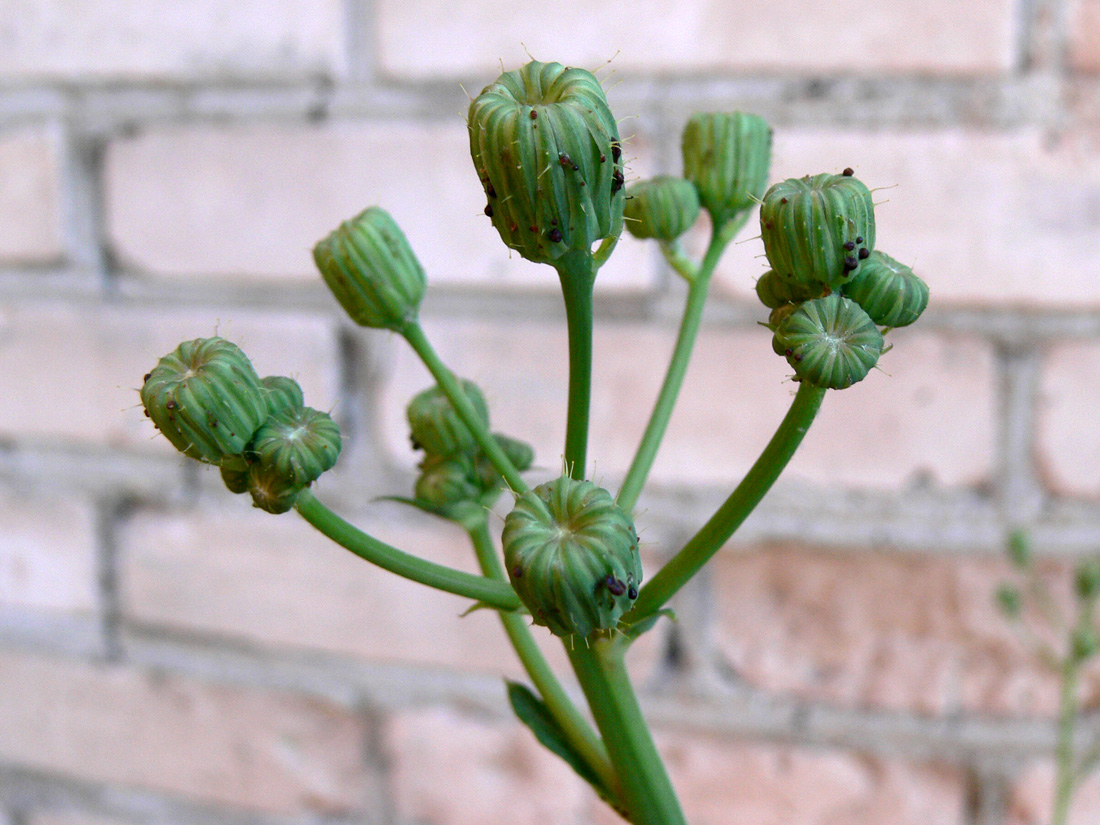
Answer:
[{"left": 1, "top": 1, "right": 1100, "bottom": 823}]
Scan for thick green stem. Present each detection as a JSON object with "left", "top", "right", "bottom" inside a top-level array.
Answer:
[
  {"left": 401, "top": 320, "right": 528, "bottom": 494},
  {"left": 555, "top": 251, "right": 596, "bottom": 480},
  {"left": 567, "top": 638, "right": 686, "bottom": 825},
  {"left": 466, "top": 516, "right": 618, "bottom": 798},
  {"left": 294, "top": 489, "right": 520, "bottom": 611},
  {"left": 1053, "top": 657, "right": 1080, "bottom": 825},
  {"left": 628, "top": 382, "right": 826, "bottom": 624}
]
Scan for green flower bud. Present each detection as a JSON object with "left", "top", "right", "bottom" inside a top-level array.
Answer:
[
  {"left": 761, "top": 172, "right": 876, "bottom": 292},
  {"left": 995, "top": 584, "right": 1022, "bottom": 619},
  {"left": 755, "top": 269, "right": 818, "bottom": 310},
  {"left": 249, "top": 406, "right": 341, "bottom": 487},
  {"left": 623, "top": 176, "right": 700, "bottom": 241},
  {"left": 407, "top": 380, "right": 490, "bottom": 457},
  {"left": 141, "top": 337, "right": 268, "bottom": 465},
  {"left": 220, "top": 463, "right": 250, "bottom": 495},
  {"left": 246, "top": 462, "right": 301, "bottom": 514},
  {"left": 415, "top": 454, "right": 480, "bottom": 508},
  {"left": 468, "top": 60, "right": 624, "bottom": 265},
  {"left": 503, "top": 476, "right": 642, "bottom": 638},
  {"left": 775, "top": 294, "right": 883, "bottom": 390},
  {"left": 473, "top": 433, "right": 535, "bottom": 490},
  {"left": 681, "top": 112, "right": 772, "bottom": 224},
  {"left": 313, "top": 206, "right": 426, "bottom": 330},
  {"left": 1072, "top": 626, "right": 1099, "bottom": 662},
  {"left": 261, "top": 375, "right": 305, "bottom": 416},
  {"left": 1075, "top": 559, "right": 1100, "bottom": 601},
  {"left": 842, "top": 251, "right": 929, "bottom": 328}
]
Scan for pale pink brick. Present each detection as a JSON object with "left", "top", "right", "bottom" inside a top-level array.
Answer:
[
  {"left": 712, "top": 545, "right": 1098, "bottom": 716},
  {"left": 599, "top": 736, "right": 967, "bottom": 825},
  {"left": 0, "top": 494, "right": 97, "bottom": 613},
  {"left": 378, "top": 0, "right": 1014, "bottom": 78},
  {"left": 28, "top": 813, "right": 137, "bottom": 825},
  {"left": 0, "top": 0, "right": 346, "bottom": 82},
  {"left": 0, "top": 302, "right": 339, "bottom": 453},
  {"left": 714, "top": 128, "right": 1100, "bottom": 307},
  {"left": 379, "top": 319, "right": 993, "bottom": 490},
  {"left": 105, "top": 122, "right": 653, "bottom": 291},
  {"left": 1008, "top": 760, "right": 1100, "bottom": 825},
  {"left": 1038, "top": 341, "right": 1100, "bottom": 497},
  {"left": 0, "top": 126, "right": 63, "bottom": 263},
  {"left": 385, "top": 706, "right": 591, "bottom": 825},
  {"left": 1070, "top": 0, "right": 1100, "bottom": 72},
  {"left": 0, "top": 648, "right": 368, "bottom": 814}
]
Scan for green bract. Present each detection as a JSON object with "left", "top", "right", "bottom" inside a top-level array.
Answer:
[
  {"left": 141, "top": 337, "right": 268, "bottom": 465},
  {"left": 761, "top": 172, "right": 876, "bottom": 292},
  {"left": 842, "top": 250, "right": 929, "bottom": 328},
  {"left": 774, "top": 294, "right": 883, "bottom": 390},
  {"left": 249, "top": 406, "right": 342, "bottom": 487},
  {"left": 468, "top": 60, "right": 624, "bottom": 265},
  {"left": 623, "top": 176, "right": 700, "bottom": 241},
  {"left": 407, "top": 380, "right": 491, "bottom": 457},
  {"left": 502, "top": 476, "right": 642, "bottom": 638},
  {"left": 681, "top": 112, "right": 772, "bottom": 225},
  {"left": 314, "top": 206, "right": 427, "bottom": 330}
]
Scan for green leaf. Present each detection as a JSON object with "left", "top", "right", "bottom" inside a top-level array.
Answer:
[{"left": 505, "top": 680, "right": 615, "bottom": 804}]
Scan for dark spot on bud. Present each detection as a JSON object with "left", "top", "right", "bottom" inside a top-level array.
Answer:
[
  {"left": 793, "top": 351, "right": 803, "bottom": 361},
  {"left": 484, "top": 203, "right": 493, "bottom": 218},
  {"left": 558, "top": 152, "right": 578, "bottom": 171},
  {"left": 143, "top": 408, "right": 150, "bottom": 417},
  {"left": 143, "top": 373, "right": 151, "bottom": 382},
  {"left": 529, "top": 225, "right": 537, "bottom": 233},
  {"left": 605, "top": 575, "right": 626, "bottom": 596},
  {"left": 858, "top": 247, "right": 870, "bottom": 259},
  {"left": 512, "top": 565, "right": 523, "bottom": 578},
  {"left": 611, "top": 141, "right": 622, "bottom": 162},
  {"left": 628, "top": 585, "right": 638, "bottom": 600},
  {"left": 165, "top": 400, "right": 177, "bottom": 410},
  {"left": 785, "top": 348, "right": 793, "bottom": 357},
  {"left": 842, "top": 167, "right": 854, "bottom": 176},
  {"left": 529, "top": 109, "right": 537, "bottom": 120},
  {"left": 548, "top": 228, "right": 563, "bottom": 243},
  {"left": 856, "top": 236, "right": 863, "bottom": 244},
  {"left": 599, "top": 154, "right": 606, "bottom": 163},
  {"left": 509, "top": 221, "right": 518, "bottom": 232},
  {"left": 611, "top": 168, "right": 625, "bottom": 195},
  {"left": 844, "top": 256, "right": 858, "bottom": 270},
  {"left": 844, "top": 241, "right": 856, "bottom": 250},
  {"left": 486, "top": 182, "right": 496, "bottom": 199},
  {"left": 780, "top": 197, "right": 788, "bottom": 204},
  {"left": 551, "top": 218, "right": 558, "bottom": 225}
]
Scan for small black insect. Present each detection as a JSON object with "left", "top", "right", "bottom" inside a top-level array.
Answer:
[
  {"left": 610, "top": 141, "right": 622, "bottom": 162},
  {"left": 844, "top": 240, "right": 856, "bottom": 251},
  {"left": 628, "top": 586, "right": 638, "bottom": 600},
  {"left": 484, "top": 204, "right": 493, "bottom": 218},
  {"left": 548, "top": 227, "right": 563, "bottom": 243},
  {"left": 842, "top": 167, "right": 854, "bottom": 176},
  {"left": 611, "top": 168, "right": 625, "bottom": 195},
  {"left": 605, "top": 575, "right": 626, "bottom": 596},
  {"left": 558, "top": 152, "right": 578, "bottom": 171},
  {"left": 858, "top": 247, "right": 870, "bottom": 260}
]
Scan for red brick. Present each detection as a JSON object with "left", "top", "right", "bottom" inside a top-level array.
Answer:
[
  {"left": 105, "top": 122, "right": 654, "bottom": 291},
  {"left": 713, "top": 128, "right": 1100, "bottom": 307},
  {"left": 379, "top": 319, "right": 994, "bottom": 490},
  {"left": 0, "top": 126, "right": 63, "bottom": 263},
  {"left": 1008, "top": 760, "right": 1100, "bottom": 824},
  {"left": 1037, "top": 340, "right": 1100, "bottom": 497},
  {"left": 0, "top": 0, "right": 346, "bottom": 82},
  {"left": 377, "top": 0, "right": 1015, "bottom": 78},
  {"left": 0, "top": 648, "right": 368, "bottom": 814},
  {"left": 385, "top": 706, "right": 591, "bottom": 825},
  {"left": 712, "top": 545, "right": 1097, "bottom": 716},
  {"left": 1070, "top": 0, "right": 1100, "bottom": 72},
  {"left": 0, "top": 301, "right": 339, "bottom": 453},
  {"left": 0, "top": 494, "right": 97, "bottom": 613}
]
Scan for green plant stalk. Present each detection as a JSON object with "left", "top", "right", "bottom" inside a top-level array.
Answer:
[
  {"left": 401, "top": 320, "right": 529, "bottom": 494},
  {"left": 617, "top": 215, "right": 748, "bottom": 512},
  {"left": 466, "top": 515, "right": 619, "bottom": 799},
  {"left": 555, "top": 250, "right": 597, "bottom": 480},
  {"left": 294, "top": 489, "right": 520, "bottom": 611},
  {"left": 1053, "top": 655, "right": 1080, "bottom": 825},
  {"left": 567, "top": 637, "right": 687, "bottom": 825},
  {"left": 657, "top": 238, "right": 698, "bottom": 283},
  {"left": 628, "top": 381, "right": 826, "bottom": 624}
]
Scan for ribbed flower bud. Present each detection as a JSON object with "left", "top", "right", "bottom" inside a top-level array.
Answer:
[
  {"left": 681, "top": 112, "right": 772, "bottom": 225},
  {"left": 761, "top": 172, "right": 876, "bottom": 291},
  {"left": 755, "top": 269, "right": 818, "bottom": 310},
  {"left": 502, "top": 476, "right": 642, "bottom": 638},
  {"left": 407, "top": 380, "right": 490, "bottom": 457},
  {"left": 415, "top": 454, "right": 480, "bottom": 508},
  {"left": 249, "top": 406, "right": 341, "bottom": 487},
  {"left": 468, "top": 60, "right": 624, "bottom": 265},
  {"left": 261, "top": 375, "right": 305, "bottom": 416},
  {"left": 623, "top": 176, "right": 700, "bottom": 241},
  {"left": 842, "top": 251, "right": 929, "bottom": 328},
  {"left": 141, "top": 337, "right": 268, "bottom": 465},
  {"left": 313, "top": 207, "right": 426, "bottom": 330},
  {"left": 246, "top": 463, "right": 301, "bottom": 515},
  {"left": 774, "top": 294, "right": 883, "bottom": 390}
]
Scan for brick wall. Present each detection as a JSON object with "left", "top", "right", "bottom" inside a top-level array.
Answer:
[{"left": 1, "top": 2, "right": 1099, "bottom": 824}]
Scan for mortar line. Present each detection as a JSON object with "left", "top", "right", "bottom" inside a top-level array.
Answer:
[
  {"left": 93, "top": 498, "right": 125, "bottom": 663},
  {"left": 997, "top": 343, "right": 1045, "bottom": 531},
  {"left": 57, "top": 119, "right": 110, "bottom": 284}
]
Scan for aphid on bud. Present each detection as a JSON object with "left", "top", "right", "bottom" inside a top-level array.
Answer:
[
  {"left": 484, "top": 204, "right": 493, "bottom": 217},
  {"left": 842, "top": 167, "right": 854, "bottom": 176},
  {"left": 605, "top": 575, "right": 627, "bottom": 596},
  {"left": 548, "top": 228, "right": 563, "bottom": 243},
  {"left": 558, "top": 152, "right": 578, "bottom": 171},
  {"left": 611, "top": 141, "right": 622, "bottom": 162}
]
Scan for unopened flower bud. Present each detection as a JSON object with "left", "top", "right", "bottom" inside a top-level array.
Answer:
[
  {"left": 761, "top": 172, "right": 876, "bottom": 291},
  {"left": 141, "top": 337, "right": 268, "bottom": 465},
  {"left": 407, "top": 380, "right": 490, "bottom": 457},
  {"left": 1075, "top": 560, "right": 1100, "bottom": 601},
  {"left": 842, "top": 251, "right": 929, "bottom": 328},
  {"left": 503, "top": 476, "right": 642, "bottom": 638},
  {"left": 681, "top": 112, "right": 772, "bottom": 224},
  {"left": 623, "top": 176, "right": 700, "bottom": 241},
  {"left": 1072, "top": 626, "right": 1099, "bottom": 662},
  {"left": 755, "top": 269, "right": 817, "bottom": 310},
  {"left": 468, "top": 60, "right": 624, "bottom": 265},
  {"left": 246, "top": 462, "right": 301, "bottom": 514},
  {"left": 314, "top": 207, "right": 426, "bottom": 330},
  {"left": 774, "top": 294, "right": 883, "bottom": 389},
  {"left": 220, "top": 464, "right": 250, "bottom": 495},
  {"left": 415, "top": 454, "right": 480, "bottom": 508},
  {"left": 474, "top": 433, "right": 535, "bottom": 490},
  {"left": 261, "top": 375, "right": 305, "bottom": 416},
  {"left": 249, "top": 406, "right": 341, "bottom": 487}
]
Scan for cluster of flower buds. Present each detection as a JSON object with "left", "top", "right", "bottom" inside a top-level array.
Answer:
[
  {"left": 502, "top": 475, "right": 642, "bottom": 639},
  {"left": 141, "top": 338, "right": 341, "bottom": 513},
  {"left": 757, "top": 170, "right": 929, "bottom": 389},
  {"left": 405, "top": 380, "right": 533, "bottom": 516}
]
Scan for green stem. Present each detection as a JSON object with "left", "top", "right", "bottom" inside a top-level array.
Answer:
[
  {"left": 628, "top": 382, "right": 826, "bottom": 625},
  {"left": 401, "top": 320, "right": 528, "bottom": 494},
  {"left": 567, "top": 638, "right": 686, "bottom": 825},
  {"left": 466, "top": 516, "right": 618, "bottom": 798},
  {"left": 1053, "top": 656, "right": 1080, "bottom": 825},
  {"left": 294, "top": 489, "right": 520, "bottom": 611},
  {"left": 555, "top": 250, "right": 596, "bottom": 480},
  {"left": 657, "top": 238, "right": 699, "bottom": 283}
]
